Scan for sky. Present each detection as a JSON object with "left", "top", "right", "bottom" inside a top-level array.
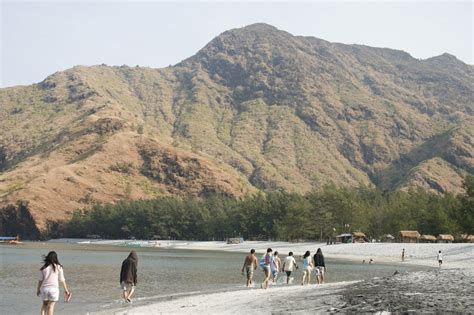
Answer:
[{"left": 1, "top": 0, "right": 472, "bottom": 88}]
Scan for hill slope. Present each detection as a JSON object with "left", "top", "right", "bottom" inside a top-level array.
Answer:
[{"left": 0, "top": 23, "right": 473, "bottom": 234}]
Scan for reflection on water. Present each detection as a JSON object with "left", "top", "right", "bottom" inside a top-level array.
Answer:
[{"left": 0, "top": 241, "right": 429, "bottom": 314}]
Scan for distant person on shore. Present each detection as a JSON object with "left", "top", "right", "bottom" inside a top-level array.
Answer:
[
  {"left": 301, "top": 251, "right": 313, "bottom": 285},
  {"left": 241, "top": 249, "right": 258, "bottom": 287},
  {"left": 271, "top": 251, "right": 282, "bottom": 284},
  {"left": 37, "top": 251, "right": 71, "bottom": 315},
  {"left": 313, "top": 248, "right": 326, "bottom": 284},
  {"left": 120, "top": 251, "right": 138, "bottom": 303},
  {"left": 261, "top": 248, "right": 273, "bottom": 289},
  {"left": 437, "top": 250, "right": 443, "bottom": 267},
  {"left": 282, "top": 252, "right": 298, "bottom": 284},
  {"left": 402, "top": 248, "right": 405, "bottom": 262},
  {"left": 369, "top": 258, "right": 374, "bottom": 264}
]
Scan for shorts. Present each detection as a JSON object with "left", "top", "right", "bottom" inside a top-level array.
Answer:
[
  {"left": 438, "top": 260, "right": 443, "bottom": 264},
  {"left": 246, "top": 266, "right": 254, "bottom": 280},
  {"left": 40, "top": 287, "right": 59, "bottom": 302},
  {"left": 316, "top": 266, "right": 325, "bottom": 276},
  {"left": 121, "top": 281, "right": 135, "bottom": 291},
  {"left": 285, "top": 271, "right": 292, "bottom": 277},
  {"left": 263, "top": 265, "right": 271, "bottom": 273},
  {"left": 272, "top": 269, "right": 279, "bottom": 278}
]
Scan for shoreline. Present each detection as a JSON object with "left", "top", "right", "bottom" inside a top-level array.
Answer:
[
  {"left": 83, "top": 240, "right": 473, "bottom": 314},
  {"left": 95, "top": 269, "right": 474, "bottom": 314},
  {"left": 73, "top": 239, "right": 474, "bottom": 269}
]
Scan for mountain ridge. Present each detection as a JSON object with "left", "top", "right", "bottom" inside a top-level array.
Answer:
[{"left": 0, "top": 23, "right": 472, "bottom": 234}]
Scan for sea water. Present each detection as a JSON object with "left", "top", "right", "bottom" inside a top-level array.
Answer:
[{"left": 0, "top": 241, "right": 429, "bottom": 314}]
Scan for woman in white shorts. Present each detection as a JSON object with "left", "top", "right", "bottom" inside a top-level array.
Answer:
[
  {"left": 301, "top": 251, "right": 313, "bottom": 285},
  {"left": 37, "top": 251, "right": 71, "bottom": 315}
]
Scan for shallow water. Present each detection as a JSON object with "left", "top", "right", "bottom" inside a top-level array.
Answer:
[{"left": 0, "top": 241, "right": 429, "bottom": 314}]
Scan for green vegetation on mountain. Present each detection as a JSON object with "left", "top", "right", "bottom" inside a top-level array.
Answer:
[{"left": 0, "top": 23, "right": 472, "bottom": 235}]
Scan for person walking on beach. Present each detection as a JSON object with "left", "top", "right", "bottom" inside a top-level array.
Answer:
[
  {"left": 282, "top": 252, "right": 298, "bottom": 284},
  {"left": 241, "top": 249, "right": 258, "bottom": 287},
  {"left": 120, "top": 251, "right": 138, "bottom": 303},
  {"left": 402, "top": 248, "right": 405, "bottom": 262},
  {"left": 301, "top": 251, "right": 313, "bottom": 286},
  {"left": 261, "top": 248, "right": 273, "bottom": 289},
  {"left": 271, "top": 251, "right": 282, "bottom": 284},
  {"left": 313, "top": 248, "right": 326, "bottom": 284},
  {"left": 437, "top": 250, "right": 443, "bottom": 267},
  {"left": 37, "top": 251, "right": 71, "bottom": 315}
]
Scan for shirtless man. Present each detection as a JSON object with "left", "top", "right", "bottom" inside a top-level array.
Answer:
[{"left": 241, "top": 249, "right": 258, "bottom": 287}]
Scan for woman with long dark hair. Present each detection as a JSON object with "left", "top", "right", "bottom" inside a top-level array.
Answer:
[
  {"left": 301, "top": 250, "right": 313, "bottom": 285},
  {"left": 313, "top": 248, "right": 326, "bottom": 284},
  {"left": 36, "top": 251, "right": 71, "bottom": 315}
]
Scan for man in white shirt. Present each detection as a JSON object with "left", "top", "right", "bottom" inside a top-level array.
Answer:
[
  {"left": 437, "top": 250, "right": 443, "bottom": 267},
  {"left": 282, "top": 252, "right": 298, "bottom": 284}
]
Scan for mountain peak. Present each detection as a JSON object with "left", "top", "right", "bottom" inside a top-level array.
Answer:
[
  {"left": 218, "top": 22, "right": 292, "bottom": 41},
  {"left": 232, "top": 23, "right": 280, "bottom": 33},
  {"left": 180, "top": 23, "right": 294, "bottom": 68},
  {"left": 426, "top": 52, "right": 464, "bottom": 65}
]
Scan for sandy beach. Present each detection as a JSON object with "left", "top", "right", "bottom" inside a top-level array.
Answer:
[{"left": 90, "top": 241, "right": 473, "bottom": 314}]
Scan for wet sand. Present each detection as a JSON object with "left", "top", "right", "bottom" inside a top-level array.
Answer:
[
  {"left": 99, "top": 268, "right": 473, "bottom": 314},
  {"left": 89, "top": 242, "right": 473, "bottom": 314}
]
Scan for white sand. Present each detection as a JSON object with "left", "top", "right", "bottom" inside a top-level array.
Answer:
[
  {"left": 90, "top": 239, "right": 474, "bottom": 269},
  {"left": 167, "top": 240, "right": 474, "bottom": 269},
  {"left": 90, "top": 240, "right": 473, "bottom": 314}
]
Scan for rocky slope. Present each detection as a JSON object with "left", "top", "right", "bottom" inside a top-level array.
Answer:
[{"left": 0, "top": 23, "right": 472, "bottom": 234}]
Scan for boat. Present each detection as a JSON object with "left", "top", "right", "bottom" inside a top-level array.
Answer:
[{"left": 0, "top": 236, "right": 22, "bottom": 245}]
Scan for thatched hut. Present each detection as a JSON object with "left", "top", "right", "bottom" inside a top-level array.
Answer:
[
  {"left": 352, "top": 231, "right": 367, "bottom": 243},
  {"left": 437, "top": 234, "right": 454, "bottom": 243},
  {"left": 457, "top": 234, "right": 474, "bottom": 243},
  {"left": 420, "top": 235, "right": 437, "bottom": 243},
  {"left": 399, "top": 230, "right": 420, "bottom": 243}
]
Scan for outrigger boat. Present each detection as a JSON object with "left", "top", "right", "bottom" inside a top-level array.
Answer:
[{"left": 0, "top": 236, "right": 22, "bottom": 245}]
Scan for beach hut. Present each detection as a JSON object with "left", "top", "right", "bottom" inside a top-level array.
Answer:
[
  {"left": 437, "top": 234, "right": 454, "bottom": 243},
  {"left": 457, "top": 234, "right": 474, "bottom": 243},
  {"left": 352, "top": 231, "right": 367, "bottom": 243},
  {"left": 399, "top": 230, "right": 420, "bottom": 243},
  {"left": 227, "top": 237, "right": 244, "bottom": 244},
  {"left": 335, "top": 233, "right": 352, "bottom": 243},
  {"left": 420, "top": 235, "right": 437, "bottom": 243}
]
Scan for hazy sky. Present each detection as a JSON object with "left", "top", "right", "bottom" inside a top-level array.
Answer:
[{"left": 1, "top": 1, "right": 472, "bottom": 88}]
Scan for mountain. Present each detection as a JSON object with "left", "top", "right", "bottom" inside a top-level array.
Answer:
[{"left": 1, "top": 23, "right": 473, "bottom": 235}]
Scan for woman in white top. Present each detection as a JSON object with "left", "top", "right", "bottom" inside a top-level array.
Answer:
[{"left": 36, "top": 251, "right": 71, "bottom": 315}]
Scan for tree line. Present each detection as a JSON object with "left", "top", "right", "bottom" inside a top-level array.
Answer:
[{"left": 66, "top": 176, "right": 473, "bottom": 241}]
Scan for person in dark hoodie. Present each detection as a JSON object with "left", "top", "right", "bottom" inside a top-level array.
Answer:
[
  {"left": 313, "top": 248, "right": 326, "bottom": 284},
  {"left": 120, "top": 251, "right": 138, "bottom": 303}
]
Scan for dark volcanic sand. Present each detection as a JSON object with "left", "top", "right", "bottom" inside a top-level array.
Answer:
[{"left": 336, "top": 269, "right": 473, "bottom": 314}]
